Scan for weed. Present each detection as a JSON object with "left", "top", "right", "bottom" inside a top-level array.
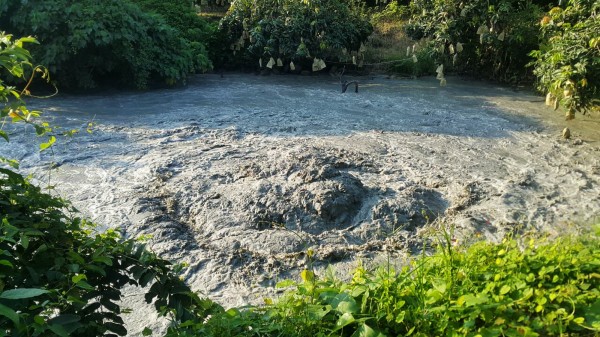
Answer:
[{"left": 168, "top": 225, "right": 600, "bottom": 337}]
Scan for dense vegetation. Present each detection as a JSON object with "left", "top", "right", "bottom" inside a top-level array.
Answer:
[
  {"left": 0, "top": 0, "right": 212, "bottom": 89},
  {"left": 216, "top": 0, "right": 373, "bottom": 71},
  {"left": 171, "top": 232, "right": 600, "bottom": 336},
  {"left": 529, "top": 1, "right": 600, "bottom": 118},
  {"left": 404, "top": 0, "right": 544, "bottom": 83},
  {"left": 0, "top": 0, "right": 596, "bottom": 115},
  {"left": 399, "top": 0, "right": 598, "bottom": 116}
]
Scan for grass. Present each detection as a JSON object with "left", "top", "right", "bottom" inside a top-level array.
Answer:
[{"left": 166, "top": 225, "right": 600, "bottom": 337}]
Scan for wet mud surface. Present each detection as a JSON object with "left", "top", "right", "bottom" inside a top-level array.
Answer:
[{"left": 3, "top": 74, "right": 600, "bottom": 334}]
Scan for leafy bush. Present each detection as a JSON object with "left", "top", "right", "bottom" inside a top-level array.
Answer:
[
  {"left": 0, "top": 0, "right": 206, "bottom": 89},
  {"left": 404, "top": 0, "right": 544, "bottom": 83},
  {"left": 0, "top": 33, "right": 46, "bottom": 149},
  {"left": 169, "top": 230, "right": 600, "bottom": 337},
  {"left": 129, "top": 0, "right": 213, "bottom": 74},
  {"left": 0, "top": 169, "right": 223, "bottom": 336},
  {"left": 529, "top": 1, "right": 600, "bottom": 119},
  {"left": 217, "top": 0, "right": 373, "bottom": 71},
  {"left": 1, "top": 34, "right": 219, "bottom": 336}
]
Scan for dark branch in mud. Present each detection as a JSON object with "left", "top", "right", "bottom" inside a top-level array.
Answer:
[{"left": 339, "top": 66, "right": 358, "bottom": 93}]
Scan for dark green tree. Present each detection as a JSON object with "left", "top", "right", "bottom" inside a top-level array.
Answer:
[
  {"left": 217, "top": 0, "right": 372, "bottom": 71},
  {"left": 0, "top": 0, "right": 211, "bottom": 89}
]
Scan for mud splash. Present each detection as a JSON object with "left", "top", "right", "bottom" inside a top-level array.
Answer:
[{"left": 3, "top": 74, "right": 600, "bottom": 335}]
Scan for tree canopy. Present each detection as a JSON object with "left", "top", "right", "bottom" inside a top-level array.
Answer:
[{"left": 0, "top": 0, "right": 212, "bottom": 89}]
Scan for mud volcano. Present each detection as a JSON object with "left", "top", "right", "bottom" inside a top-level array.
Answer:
[{"left": 6, "top": 74, "right": 600, "bottom": 334}]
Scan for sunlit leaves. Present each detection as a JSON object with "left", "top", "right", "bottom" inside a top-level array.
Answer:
[
  {"left": 406, "top": 0, "right": 543, "bottom": 83},
  {"left": 182, "top": 230, "right": 600, "bottom": 337},
  {"left": 529, "top": 1, "right": 599, "bottom": 116},
  {"left": 39, "top": 135, "right": 55, "bottom": 151}
]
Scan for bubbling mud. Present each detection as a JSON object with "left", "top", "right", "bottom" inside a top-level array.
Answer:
[{"left": 4, "top": 74, "right": 599, "bottom": 335}]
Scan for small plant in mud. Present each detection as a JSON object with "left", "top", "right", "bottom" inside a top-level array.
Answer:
[{"left": 168, "top": 226, "right": 600, "bottom": 337}]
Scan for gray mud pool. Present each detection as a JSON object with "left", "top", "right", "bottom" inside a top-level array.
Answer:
[{"left": 3, "top": 73, "right": 600, "bottom": 335}]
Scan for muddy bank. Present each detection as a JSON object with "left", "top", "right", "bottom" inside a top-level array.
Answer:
[{"left": 3, "top": 74, "right": 600, "bottom": 335}]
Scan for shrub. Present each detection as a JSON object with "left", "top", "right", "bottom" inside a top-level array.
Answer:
[
  {"left": 129, "top": 0, "right": 213, "bottom": 74},
  {"left": 0, "top": 0, "right": 204, "bottom": 89},
  {"left": 529, "top": 1, "right": 600, "bottom": 119},
  {"left": 169, "top": 230, "right": 600, "bottom": 337},
  {"left": 404, "top": 0, "right": 544, "bottom": 84},
  {"left": 1, "top": 33, "right": 220, "bottom": 336},
  {"left": 217, "top": 0, "right": 373, "bottom": 71},
  {"left": 0, "top": 168, "right": 222, "bottom": 336}
]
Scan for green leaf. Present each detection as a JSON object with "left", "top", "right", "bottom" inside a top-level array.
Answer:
[
  {"left": 499, "top": 285, "right": 510, "bottom": 295},
  {"left": 395, "top": 311, "right": 405, "bottom": 323},
  {"left": 351, "top": 323, "right": 385, "bottom": 337},
  {"left": 0, "top": 158, "right": 19, "bottom": 169},
  {"left": 48, "top": 314, "right": 81, "bottom": 325},
  {"left": 139, "top": 271, "right": 156, "bottom": 287},
  {"left": 17, "top": 36, "right": 39, "bottom": 44},
  {"left": 92, "top": 256, "right": 113, "bottom": 266},
  {"left": 425, "top": 289, "right": 443, "bottom": 304},
  {"left": 105, "top": 322, "right": 128, "bottom": 336},
  {"left": 585, "top": 300, "right": 600, "bottom": 328},
  {"left": 457, "top": 294, "right": 489, "bottom": 307},
  {"left": 34, "top": 315, "right": 45, "bottom": 325},
  {"left": 71, "top": 274, "right": 87, "bottom": 284},
  {"left": 48, "top": 323, "right": 69, "bottom": 337},
  {"left": 0, "top": 130, "right": 8, "bottom": 142},
  {"left": 306, "top": 304, "right": 331, "bottom": 320},
  {"left": 275, "top": 279, "right": 296, "bottom": 288},
  {"left": 333, "top": 312, "right": 355, "bottom": 332},
  {"left": 39, "top": 135, "right": 56, "bottom": 151},
  {"left": 75, "top": 280, "right": 94, "bottom": 290},
  {"left": 331, "top": 293, "right": 359, "bottom": 314},
  {"left": 142, "top": 327, "right": 153, "bottom": 336},
  {"left": 0, "top": 260, "right": 14, "bottom": 268},
  {"left": 479, "top": 327, "right": 502, "bottom": 337},
  {"left": 34, "top": 124, "right": 46, "bottom": 136},
  {"left": 19, "top": 233, "right": 29, "bottom": 249},
  {"left": 0, "top": 288, "right": 49, "bottom": 300},
  {"left": 301, "top": 269, "right": 315, "bottom": 283},
  {"left": 0, "top": 303, "right": 19, "bottom": 324}
]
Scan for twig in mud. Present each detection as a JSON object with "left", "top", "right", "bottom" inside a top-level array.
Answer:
[{"left": 339, "top": 66, "right": 359, "bottom": 93}]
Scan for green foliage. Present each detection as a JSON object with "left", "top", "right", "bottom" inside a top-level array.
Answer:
[
  {"left": 0, "top": 33, "right": 54, "bottom": 152},
  {"left": 371, "top": 1, "right": 411, "bottom": 24},
  {"left": 217, "top": 0, "right": 373, "bottom": 71},
  {"left": 529, "top": 1, "right": 600, "bottom": 119},
  {"left": 169, "top": 231, "right": 600, "bottom": 337},
  {"left": 129, "top": 0, "right": 213, "bottom": 74},
  {"left": 405, "top": 0, "right": 544, "bottom": 83},
  {"left": 0, "top": 171, "right": 221, "bottom": 336},
  {"left": 1, "top": 33, "right": 220, "bottom": 336},
  {"left": 0, "top": 0, "right": 206, "bottom": 89}
]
